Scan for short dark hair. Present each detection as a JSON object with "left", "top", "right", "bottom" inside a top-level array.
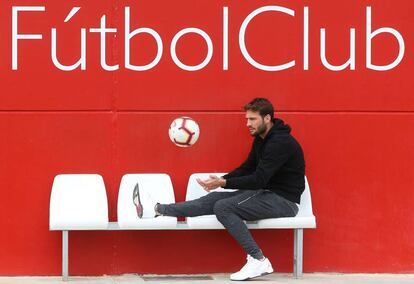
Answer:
[{"left": 243, "top": 98, "right": 274, "bottom": 120}]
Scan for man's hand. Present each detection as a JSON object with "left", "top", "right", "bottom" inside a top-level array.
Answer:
[{"left": 196, "top": 175, "right": 226, "bottom": 192}]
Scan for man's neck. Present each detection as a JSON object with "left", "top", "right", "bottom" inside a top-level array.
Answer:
[{"left": 259, "top": 122, "right": 274, "bottom": 139}]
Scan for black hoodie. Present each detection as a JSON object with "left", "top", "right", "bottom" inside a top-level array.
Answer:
[{"left": 223, "top": 118, "right": 305, "bottom": 204}]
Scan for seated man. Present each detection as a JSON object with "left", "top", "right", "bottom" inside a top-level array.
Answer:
[{"left": 133, "top": 97, "right": 305, "bottom": 281}]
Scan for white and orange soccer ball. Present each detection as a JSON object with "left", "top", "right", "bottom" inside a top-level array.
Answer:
[{"left": 168, "top": 117, "right": 200, "bottom": 147}]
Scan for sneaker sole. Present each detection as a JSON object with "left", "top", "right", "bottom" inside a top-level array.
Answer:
[
  {"left": 132, "top": 183, "right": 143, "bottom": 218},
  {"left": 251, "top": 270, "right": 273, "bottom": 279},
  {"left": 230, "top": 269, "right": 274, "bottom": 281}
]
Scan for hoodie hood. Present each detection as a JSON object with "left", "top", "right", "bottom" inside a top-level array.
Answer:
[{"left": 267, "top": 118, "right": 291, "bottom": 137}]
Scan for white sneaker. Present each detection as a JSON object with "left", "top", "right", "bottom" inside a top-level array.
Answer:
[
  {"left": 230, "top": 255, "right": 274, "bottom": 281},
  {"left": 132, "top": 182, "right": 158, "bottom": 218}
]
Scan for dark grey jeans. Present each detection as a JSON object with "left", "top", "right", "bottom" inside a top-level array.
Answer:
[{"left": 157, "top": 189, "right": 299, "bottom": 260}]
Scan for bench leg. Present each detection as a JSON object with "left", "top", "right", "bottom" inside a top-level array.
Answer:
[
  {"left": 62, "top": 231, "right": 69, "bottom": 281},
  {"left": 293, "top": 228, "right": 303, "bottom": 278}
]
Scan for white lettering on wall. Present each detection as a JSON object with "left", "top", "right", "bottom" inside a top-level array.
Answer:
[
  {"left": 170, "top": 28, "right": 213, "bottom": 71},
  {"left": 303, "top": 7, "right": 309, "bottom": 70},
  {"left": 366, "top": 6, "right": 405, "bottom": 71},
  {"left": 320, "top": 28, "right": 356, "bottom": 71},
  {"left": 51, "top": 7, "right": 86, "bottom": 71},
  {"left": 12, "top": 6, "right": 45, "bottom": 70},
  {"left": 239, "top": 6, "right": 296, "bottom": 71},
  {"left": 90, "top": 15, "right": 119, "bottom": 71},
  {"left": 124, "top": 7, "right": 163, "bottom": 71},
  {"left": 223, "top": 7, "right": 229, "bottom": 70},
  {"left": 9, "top": 5, "right": 406, "bottom": 72}
]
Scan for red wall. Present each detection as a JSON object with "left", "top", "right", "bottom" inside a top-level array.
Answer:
[{"left": 0, "top": 0, "right": 413, "bottom": 275}]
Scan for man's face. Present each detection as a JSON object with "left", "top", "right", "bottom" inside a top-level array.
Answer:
[{"left": 245, "top": 110, "right": 267, "bottom": 137}]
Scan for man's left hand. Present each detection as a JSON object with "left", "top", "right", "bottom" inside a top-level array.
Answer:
[{"left": 196, "top": 175, "right": 226, "bottom": 192}]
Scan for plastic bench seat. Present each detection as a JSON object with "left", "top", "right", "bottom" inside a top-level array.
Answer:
[
  {"left": 257, "top": 179, "right": 316, "bottom": 229},
  {"left": 49, "top": 174, "right": 109, "bottom": 231},
  {"left": 185, "top": 173, "right": 234, "bottom": 229},
  {"left": 49, "top": 174, "right": 109, "bottom": 281},
  {"left": 185, "top": 173, "right": 316, "bottom": 230},
  {"left": 117, "top": 174, "right": 177, "bottom": 229}
]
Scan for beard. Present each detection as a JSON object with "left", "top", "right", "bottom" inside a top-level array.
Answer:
[{"left": 250, "top": 122, "right": 267, "bottom": 137}]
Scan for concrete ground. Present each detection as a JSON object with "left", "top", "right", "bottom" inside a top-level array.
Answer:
[{"left": 0, "top": 273, "right": 413, "bottom": 284}]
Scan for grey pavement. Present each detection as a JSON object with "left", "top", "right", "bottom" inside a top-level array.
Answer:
[{"left": 0, "top": 273, "right": 414, "bottom": 284}]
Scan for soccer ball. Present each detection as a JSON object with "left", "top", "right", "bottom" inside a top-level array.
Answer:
[{"left": 168, "top": 117, "right": 200, "bottom": 147}]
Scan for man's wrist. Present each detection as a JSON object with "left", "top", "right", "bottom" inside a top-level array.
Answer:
[{"left": 220, "top": 177, "right": 226, "bottom": 187}]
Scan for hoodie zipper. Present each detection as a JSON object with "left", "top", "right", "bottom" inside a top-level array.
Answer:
[{"left": 237, "top": 191, "right": 261, "bottom": 205}]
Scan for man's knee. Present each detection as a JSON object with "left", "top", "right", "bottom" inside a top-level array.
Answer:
[{"left": 213, "top": 199, "right": 233, "bottom": 218}]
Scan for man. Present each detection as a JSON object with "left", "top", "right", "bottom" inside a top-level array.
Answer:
[{"left": 133, "top": 98, "right": 305, "bottom": 281}]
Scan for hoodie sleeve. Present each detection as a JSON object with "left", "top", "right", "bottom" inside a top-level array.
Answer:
[
  {"left": 222, "top": 141, "right": 257, "bottom": 179},
  {"left": 223, "top": 139, "right": 291, "bottom": 190}
]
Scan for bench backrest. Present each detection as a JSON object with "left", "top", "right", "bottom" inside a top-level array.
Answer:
[
  {"left": 186, "top": 173, "right": 314, "bottom": 217},
  {"left": 185, "top": 173, "right": 229, "bottom": 201},
  {"left": 296, "top": 177, "right": 313, "bottom": 217},
  {"left": 49, "top": 174, "right": 109, "bottom": 230}
]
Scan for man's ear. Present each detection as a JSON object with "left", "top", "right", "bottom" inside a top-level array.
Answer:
[{"left": 264, "top": 114, "right": 271, "bottom": 123}]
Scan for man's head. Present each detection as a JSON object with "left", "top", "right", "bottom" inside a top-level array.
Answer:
[{"left": 244, "top": 98, "right": 275, "bottom": 137}]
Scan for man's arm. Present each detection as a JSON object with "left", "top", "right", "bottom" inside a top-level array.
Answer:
[
  {"left": 223, "top": 140, "right": 291, "bottom": 190},
  {"left": 222, "top": 141, "right": 257, "bottom": 179}
]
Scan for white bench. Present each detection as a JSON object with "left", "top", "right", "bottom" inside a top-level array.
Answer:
[{"left": 49, "top": 173, "right": 316, "bottom": 281}]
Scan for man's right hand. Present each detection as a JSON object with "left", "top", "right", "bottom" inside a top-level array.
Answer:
[{"left": 197, "top": 175, "right": 226, "bottom": 192}]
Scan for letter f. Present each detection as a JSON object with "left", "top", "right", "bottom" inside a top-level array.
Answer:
[{"left": 12, "top": 6, "right": 45, "bottom": 70}]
